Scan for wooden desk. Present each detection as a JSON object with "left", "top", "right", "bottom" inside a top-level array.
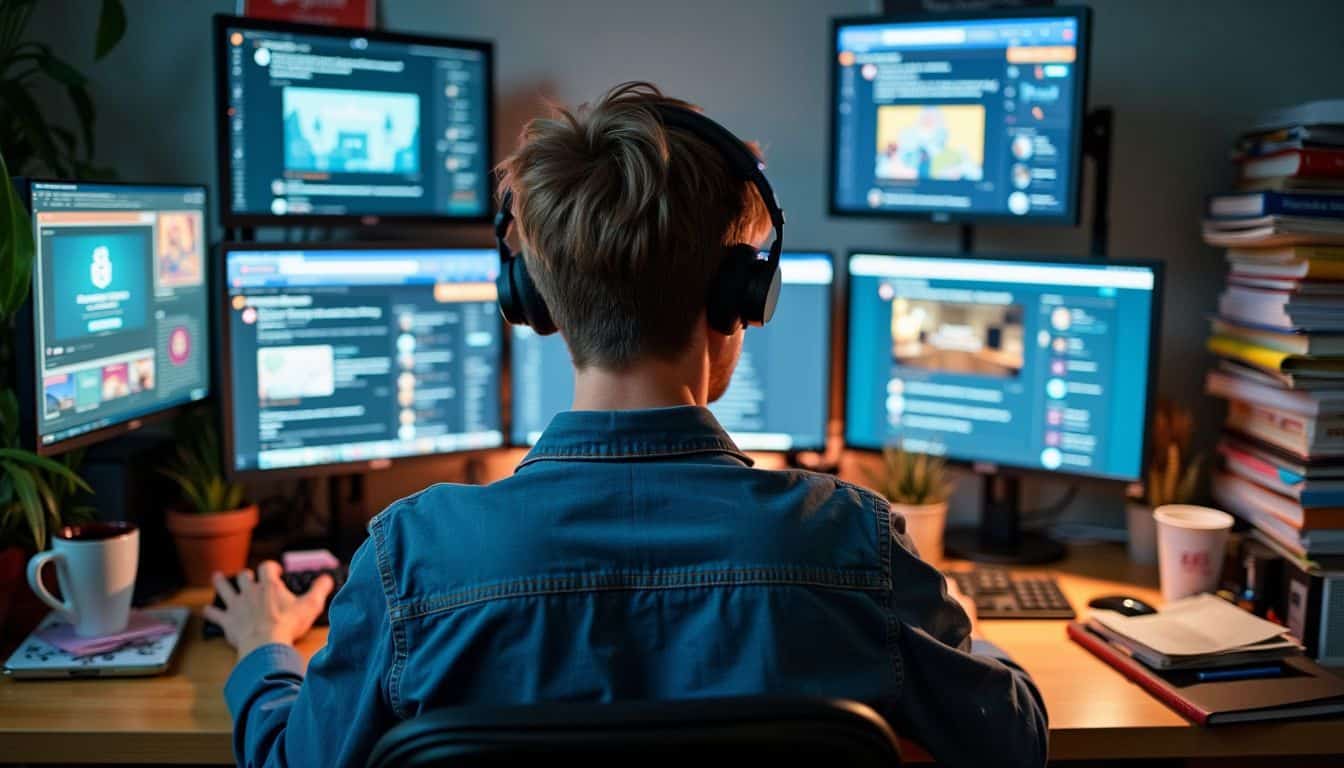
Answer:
[{"left": 1, "top": 543, "right": 1341, "bottom": 764}]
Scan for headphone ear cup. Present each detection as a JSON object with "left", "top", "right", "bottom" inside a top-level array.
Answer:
[
  {"left": 707, "top": 244, "right": 757, "bottom": 335},
  {"left": 742, "top": 257, "right": 782, "bottom": 327},
  {"left": 496, "top": 258, "right": 526, "bottom": 327},
  {"left": 511, "top": 255, "right": 558, "bottom": 335}
]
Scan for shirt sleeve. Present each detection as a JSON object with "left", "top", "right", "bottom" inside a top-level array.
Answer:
[
  {"left": 224, "top": 539, "right": 399, "bottom": 768},
  {"left": 884, "top": 514, "right": 1049, "bottom": 768}
]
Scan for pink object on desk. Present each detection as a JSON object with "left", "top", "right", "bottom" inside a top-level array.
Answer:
[
  {"left": 37, "top": 610, "right": 176, "bottom": 656},
  {"left": 283, "top": 549, "right": 341, "bottom": 572}
]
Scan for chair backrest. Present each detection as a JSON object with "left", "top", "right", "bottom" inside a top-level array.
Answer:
[{"left": 366, "top": 696, "right": 902, "bottom": 767}]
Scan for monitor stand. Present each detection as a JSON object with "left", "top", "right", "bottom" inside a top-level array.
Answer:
[{"left": 943, "top": 474, "right": 1066, "bottom": 565}]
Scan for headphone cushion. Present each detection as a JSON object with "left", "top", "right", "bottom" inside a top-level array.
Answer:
[
  {"left": 510, "top": 256, "right": 558, "bottom": 335},
  {"left": 707, "top": 244, "right": 758, "bottom": 335},
  {"left": 742, "top": 256, "right": 782, "bottom": 327}
]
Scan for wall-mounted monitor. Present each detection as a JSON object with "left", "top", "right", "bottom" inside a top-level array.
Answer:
[{"left": 214, "top": 15, "right": 494, "bottom": 227}]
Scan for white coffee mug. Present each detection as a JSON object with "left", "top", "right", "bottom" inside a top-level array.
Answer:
[
  {"left": 26, "top": 522, "right": 139, "bottom": 637},
  {"left": 1153, "top": 505, "right": 1233, "bottom": 603}
]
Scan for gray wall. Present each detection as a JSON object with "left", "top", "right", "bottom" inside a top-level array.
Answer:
[{"left": 24, "top": 0, "right": 1344, "bottom": 524}]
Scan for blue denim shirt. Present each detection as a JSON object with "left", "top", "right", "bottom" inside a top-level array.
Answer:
[{"left": 225, "top": 407, "right": 1047, "bottom": 767}]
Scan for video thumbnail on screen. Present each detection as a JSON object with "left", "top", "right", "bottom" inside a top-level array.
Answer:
[
  {"left": 875, "top": 105, "right": 985, "bottom": 182},
  {"left": 889, "top": 297, "right": 1024, "bottom": 379},
  {"left": 283, "top": 86, "right": 421, "bottom": 175}
]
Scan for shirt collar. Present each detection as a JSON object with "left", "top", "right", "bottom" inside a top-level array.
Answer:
[{"left": 518, "top": 406, "right": 753, "bottom": 470}]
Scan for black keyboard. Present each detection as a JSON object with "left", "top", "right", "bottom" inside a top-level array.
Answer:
[
  {"left": 946, "top": 568, "right": 1075, "bottom": 620},
  {"left": 203, "top": 566, "right": 349, "bottom": 639}
]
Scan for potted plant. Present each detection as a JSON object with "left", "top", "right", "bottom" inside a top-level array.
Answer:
[
  {"left": 160, "top": 408, "right": 257, "bottom": 586},
  {"left": 868, "top": 446, "right": 953, "bottom": 562},
  {"left": 1127, "top": 400, "right": 1203, "bottom": 565},
  {"left": 0, "top": 153, "right": 95, "bottom": 647}
]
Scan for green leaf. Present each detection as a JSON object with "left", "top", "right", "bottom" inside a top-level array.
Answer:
[
  {"left": 5, "top": 461, "right": 45, "bottom": 549},
  {"left": 0, "top": 449, "right": 91, "bottom": 493},
  {"left": 36, "top": 52, "right": 85, "bottom": 86},
  {"left": 94, "top": 0, "right": 126, "bottom": 60},
  {"left": 66, "top": 82, "right": 95, "bottom": 159},
  {"left": 0, "top": 152, "right": 35, "bottom": 317},
  {"left": 0, "top": 81, "right": 64, "bottom": 176}
]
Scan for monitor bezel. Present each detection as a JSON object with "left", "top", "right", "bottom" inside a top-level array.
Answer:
[
  {"left": 840, "top": 249, "right": 1164, "bottom": 486},
  {"left": 212, "top": 14, "right": 497, "bottom": 229},
  {"left": 218, "top": 239, "right": 505, "bottom": 481},
  {"left": 15, "top": 177, "right": 213, "bottom": 457},
  {"left": 827, "top": 6, "right": 1093, "bottom": 226},
  {"left": 504, "top": 249, "right": 839, "bottom": 454}
]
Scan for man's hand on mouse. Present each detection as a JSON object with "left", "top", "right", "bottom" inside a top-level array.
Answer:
[{"left": 203, "top": 561, "right": 333, "bottom": 660}]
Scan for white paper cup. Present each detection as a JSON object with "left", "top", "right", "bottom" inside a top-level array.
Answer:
[
  {"left": 893, "top": 502, "right": 948, "bottom": 564},
  {"left": 1154, "top": 505, "right": 1233, "bottom": 603}
]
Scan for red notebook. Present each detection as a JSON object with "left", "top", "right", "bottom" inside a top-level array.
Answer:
[{"left": 1067, "top": 622, "right": 1344, "bottom": 725}]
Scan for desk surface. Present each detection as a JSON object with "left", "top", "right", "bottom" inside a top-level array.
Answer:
[{"left": 1, "top": 543, "right": 1341, "bottom": 764}]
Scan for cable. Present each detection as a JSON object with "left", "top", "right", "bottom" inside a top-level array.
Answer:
[{"left": 1020, "top": 483, "right": 1080, "bottom": 530}]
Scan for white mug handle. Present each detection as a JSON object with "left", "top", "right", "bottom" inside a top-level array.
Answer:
[{"left": 26, "top": 551, "right": 75, "bottom": 621}]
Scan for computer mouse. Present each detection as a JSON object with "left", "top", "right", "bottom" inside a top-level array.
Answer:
[{"left": 1088, "top": 595, "right": 1157, "bottom": 617}]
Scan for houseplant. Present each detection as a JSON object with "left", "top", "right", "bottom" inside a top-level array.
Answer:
[
  {"left": 868, "top": 446, "right": 953, "bottom": 562},
  {"left": 0, "top": 0, "right": 125, "bottom": 177},
  {"left": 0, "top": 150, "right": 94, "bottom": 647},
  {"left": 160, "top": 408, "right": 257, "bottom": 586},
  {"left": 1127, "top": 399, "right": 1203, "bottom": 564}
]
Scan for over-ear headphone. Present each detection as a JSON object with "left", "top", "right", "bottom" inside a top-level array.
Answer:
[{"left": 493, "top": 103, "right": 785, "bottom": 337}]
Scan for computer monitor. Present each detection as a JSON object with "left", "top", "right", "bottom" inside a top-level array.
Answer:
[
  {"left": 221, "top": 244, "right": 504, "bottom": 476},
  {"left": 510, "top": 251, "right": 835, "bottom": 451},
  {"left": 16, "top": 180, "right": 211, "bottom": 455},
  {"left": 845, "top": 252, "right": 1161, "bottom": 562},
  {"left": 830, "top": 7, "right": 1090, "bottom": 223},
  {"left": 214, "top": 15, "right": 493, "bottom": 226}
]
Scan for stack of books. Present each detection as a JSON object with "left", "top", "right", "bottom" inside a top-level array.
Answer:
[{"left": 1204, "top": 99, "right": 1344, "bottom": 565}]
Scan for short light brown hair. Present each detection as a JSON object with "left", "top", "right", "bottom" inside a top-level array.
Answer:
[{"left": 496, "top": 82, "right": 770, "bottom": 369}]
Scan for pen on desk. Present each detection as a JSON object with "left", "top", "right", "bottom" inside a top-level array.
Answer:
[{"left": 1195, "top": 665, "right": 1283, "bottom": 683}]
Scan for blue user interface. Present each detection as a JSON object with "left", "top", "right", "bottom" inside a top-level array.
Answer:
[
  {"left": 845, "top": 254, "right": 1156, "bottom": 481},
  {"left": 511, "top": 252, "right": 834, "bottom": 451},
  {"left": 832, "top": 13, "right": 1086, "bottom": 221},
  {"left": 30, "top": 182, "right": 210, "bottom": 449},
  {"left": 224, "top": 247, "right": 503, "bottom": 472},
  {"left": 221, "top": 20, "right": 490, "bottom": 220}
]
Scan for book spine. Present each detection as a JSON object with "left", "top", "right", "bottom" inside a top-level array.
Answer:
[
  {"left": 1300, "top": 149, "right": 1344, "bottom": 178},
  {"left": 1065, "top": 623, "right": 1210, "bottom": 726},
  {"left": 1265, "top": 193, "right": 1344, "bottom": 219}
]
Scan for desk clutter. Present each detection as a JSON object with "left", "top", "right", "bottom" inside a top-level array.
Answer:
[
  {"left": 1201, "top": 98, "right": 1344, "bottom": 666},
  {"left": 1068, "top": 594, "right": 1344, "bottom": 725}
]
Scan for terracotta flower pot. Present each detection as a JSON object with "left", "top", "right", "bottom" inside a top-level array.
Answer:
[{"left": 165, "top": 505, "right": 259, "bottom": 587}]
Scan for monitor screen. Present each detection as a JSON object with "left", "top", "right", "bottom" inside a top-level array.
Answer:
[
  {"left": 511, "top": 252, "right": 834, "bottom": 451},
  {"left": 25, "top": 181, "right": 211, "bottom": 453},
  {"left": 845, "top": 253, "right": 1159, "bottom": 482},
  {"left": 216, "top": 16, "right": 493, "bottom": 225},
  {"left": 831, "top": 8, "right": 1089, "bottom": 222},
  {"left": 223, "top": 245, "right": 504, "bottom": 474}
]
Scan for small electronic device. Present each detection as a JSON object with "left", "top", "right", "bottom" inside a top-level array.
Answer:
[
  {"left": 846, "top": 252, "right": 1162, "bottom": 563},
  {"left": 15, "top": 180, "right": 211, "bottom": 455},
  {"left": 221, "top": 243, "right": 505, "bottom": 476},
  {"left": 214, "top": 15, "right": 494, "bottom": 226},
  {"left": 947, "top": 569, "right": 1075, "bottom": 620},
  {"left": 203, "top": 562, "right": 350, "bottom": 640},
  {"left": 509, "top": 251, "right": 834, "bottom": 451},
  {"left": 1088, "top": 594, "right": 1158, "bottom": 618},
  {"left": 831, "top": 7, "right": 1091, "bottom": 224}
]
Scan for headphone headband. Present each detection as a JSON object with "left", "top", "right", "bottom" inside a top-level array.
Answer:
[{"left": 494, "top": 100, "right": 785, "bottom": 336}]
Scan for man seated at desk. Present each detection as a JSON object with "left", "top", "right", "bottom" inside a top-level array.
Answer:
[{"left": 204, "top": 82, "right": 1048, "bottom": 768}]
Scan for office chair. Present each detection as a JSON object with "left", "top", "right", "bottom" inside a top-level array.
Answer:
[{"left": 366, "top": 696, "right": 902, "bottom": 767}]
